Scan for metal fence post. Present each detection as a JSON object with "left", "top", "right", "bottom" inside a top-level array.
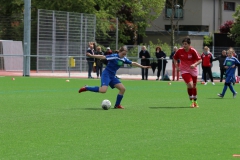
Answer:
[
  {"left": 66, "top": 12, "right": 69, "bottom": 72},
  {"left": 80, "top": 13, "right": 83, "bottom": 72},
  {"left": 23, "top": 0, "right": 31, "bottom": 76},
  {"left": 116, "top": 17, "right": 119, "bottom": 50},
  {"left": 93, "top": 15, "right": 96, "bottom": 42},
  {"left": 37, "top": 9, "right": 39, "bottom": 73},
  {"left": 52, "top": 11, "right": 56, "bottom": 73},
  {"left": 161, "top": 58, "right": 164, "bottom": 80}
]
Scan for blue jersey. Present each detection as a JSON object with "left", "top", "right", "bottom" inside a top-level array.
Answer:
[
  {"left": 223, "top": 56, "right": 240, "bottom": 76},
  {"left": 104, "top": 53, "right": 132, "bottom": 75}
]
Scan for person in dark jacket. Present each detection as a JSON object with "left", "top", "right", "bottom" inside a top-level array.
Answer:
[
  {"left": 201, "top": 46, "right": 215, "bottom": 85},
  {"left": 101, "top": 47, "right": 113, "bottom": 66},
  {"left": 155, "top": 46, "right": 167, "bottom": 80},
  {"left": 95, "top": 46, "right": 104, "bottom": 78},
  {"left": 86, "top": 42, "right": 95, "bottom": 79},
  {"left": 238, "top": 53, "right": 240, "bottom": 76},
  {"left": 213, "top": 50, "right": 227, "bottom": 82},
  {"left": 104, "top": 47, "right": 112, "bottom": 56},
  {"left": 139, "top": 46, "right": 151, "bottom": 80},
  {"left": 170, "top": 46, "right": 179, "bottom": 81}
]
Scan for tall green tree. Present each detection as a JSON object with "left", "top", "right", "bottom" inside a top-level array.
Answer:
[
  {"left": 0, "top": 0, "right": 24, "bottom": 40},
  {"left": 0, "top": 0, "right": 165, "bottom": 45},
  {"left": 32, "top": 0, "right": 165, "bottom": 44},
  {"left": 230, "top": 5, "right": 240, "bottom": 46},
  {"left": 112, "top": 0, "right": 166, "bottom": 44}
]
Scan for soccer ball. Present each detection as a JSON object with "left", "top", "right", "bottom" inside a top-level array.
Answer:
[{"left": 101, "top": 99, "right": 111, "bottom": 110}]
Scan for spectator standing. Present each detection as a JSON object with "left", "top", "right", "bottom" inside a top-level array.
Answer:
[
  {"left": 86, "top": 42, "right": 95, "bottom": 79},
  {"left": 105, "top": 47, "right": 112, "bottom": 56},
  {"left": 155, "top": 46, "right": 167, "bottom": 80},
  {"left": 95, "top": 46, "right": 104, "bottom": 78},
  {"left": 101, "top": 47, "right": 113, "bottom": 66},
  {"left": 139, "top": 46, "right": 151, "bottom": 80},
  {"left": 201, "top": 46, "right": 215, "bottom": 85},
  {"left": 170, "top": 46, "right": 180, "bottom": 81},
  {"left": 213, "top": 50, "right": 227, "bottom": 82}
]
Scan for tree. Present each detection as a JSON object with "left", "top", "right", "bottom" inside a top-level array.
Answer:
[
  {"left": 31, "top": 0, "right": 166, "bottom": 45},
  {"left": 0, "top": 0, "right": 24, "bottom": 40},
  {"left": 219, "top": 20, "right": 234, "bottom": 33},
  {"left": 203, "top": 35, "right": 213, "bottom": 46},
  {"left": 230, "top": 5, "right": 240, "bottom": 46},
  {"left": 0, "top": 0, "right": 165, "bottom": 45},
  {"left": 109, "top": 0, "right": 166, "bottom": 44}
]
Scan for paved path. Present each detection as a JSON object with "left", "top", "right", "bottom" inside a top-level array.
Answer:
[{"left": 0, "top": 70, "right": 220, "bottom": 82}]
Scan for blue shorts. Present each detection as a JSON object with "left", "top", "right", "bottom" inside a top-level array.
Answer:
[
  {"left": 101, "top": 71, "right": 121, "bottom": 89},
  {"left": 225, "top": 75, "right": 235, "bottom": 83}
]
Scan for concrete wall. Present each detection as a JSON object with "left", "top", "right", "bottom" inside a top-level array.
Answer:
[
  {"left": 190, "top": 36, "right": 204, "bottom": 53},
  {"left": 0, "top": 41, "right": 23, "bottom": 71},
  {"left": 183, "top": 0, "right": 203, "bottom": 25},
  {"left": 202, "top": 0, "right": 215, "bottom": 32}
]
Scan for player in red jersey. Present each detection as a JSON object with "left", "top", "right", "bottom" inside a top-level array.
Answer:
[{"left": 173, "top": 37, "right": 202, "bottom": 108}]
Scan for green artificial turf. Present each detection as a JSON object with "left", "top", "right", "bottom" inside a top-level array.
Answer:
[{"left": 0, "top": 76, "right": 240, "bottom": 160}]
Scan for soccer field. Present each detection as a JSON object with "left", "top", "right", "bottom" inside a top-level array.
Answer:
[{"left": 0, "top": 77, "right": 239, "bottom": 159}]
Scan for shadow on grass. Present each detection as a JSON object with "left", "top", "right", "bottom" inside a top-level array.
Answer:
[
  {"left": 79, "top": 108, "right": 104, "bottom": 110},
  {"left": 207, "top": 98, "right": 224, "bottom": 99},
  {"left": 149, "top": 106, "right": 191, "bottom": 109},
  {"left": 67, "top": 108, "right": 103, "bottom": 110}
]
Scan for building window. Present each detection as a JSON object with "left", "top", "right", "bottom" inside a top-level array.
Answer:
[
  {"left": 224, "top": 2, "right": 235, "bottom": 11},
  {"left": 165, "top": 0, "right": 183, "bottom": 18}
]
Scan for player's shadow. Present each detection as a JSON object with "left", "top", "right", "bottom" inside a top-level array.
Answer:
[
  {"left": 149, "top": 106, "right": 191, "bottom": 109},
  {"left": 207, "top": 98, "right": 223, "bottom": 99},
  {"left": 66, "top": 108, "right": 102, "bottom": 110},
  {"left": 83, "top": 108, "right": 103, "bottom": 110}
]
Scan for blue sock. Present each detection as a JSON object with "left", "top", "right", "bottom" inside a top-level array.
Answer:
[
  {"left": 115, "top": 94, "right": 123, "bottom": 106},
  {"left": 229, "top": 85, "right": 236, "bottom": 94},
  {"left": 86, "top": 86, "right": 99, "bottom": 92},
  {"left": 222, "top": 85, "right": 228, "bottom": 96}
]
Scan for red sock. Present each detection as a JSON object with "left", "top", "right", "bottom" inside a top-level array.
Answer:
[
  {"left": 192, "top": 88, "right": 197, "bottom": 96},
  {"left": 187, "top": 88, "right": 193, "bottom": 100},
  {"left": 192, "top": 88, "right": 197, "bottom": 100}
]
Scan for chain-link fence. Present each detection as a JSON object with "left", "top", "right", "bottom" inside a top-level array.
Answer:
[
  {"left": 1, "top": 9, "right": 240, "bottom": 77},
  {"left": 1, "top": 45, "right": 240, "bottom": 77},
  {"left": 0, "top": 9, "right": 119, "bottom": 74},
  {"left": 37, "top": 9, "right": 96, "bottom": 72},
  {"left": 36, "top": 9, "right": 119, "bottom": 73}
]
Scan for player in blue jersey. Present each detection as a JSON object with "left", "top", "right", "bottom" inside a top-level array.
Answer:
[
  {"left": 218, "top": 48, "right": 240, "bottom": 98},
  {"left": 78, "top": 46, "right": 151, "bottom": 109}
]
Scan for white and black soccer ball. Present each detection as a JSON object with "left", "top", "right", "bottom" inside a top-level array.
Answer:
[{"left": 101, "top": 99, "right": 111, "bottom": 110}]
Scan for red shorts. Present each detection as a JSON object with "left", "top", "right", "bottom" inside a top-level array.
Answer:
[{"left": 182, "top": 73, "right": 197, "bottom": 84}]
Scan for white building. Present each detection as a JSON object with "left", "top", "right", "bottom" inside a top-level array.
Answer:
[{"left": 143, "top": 0, "right": 240, "bottom": 52}]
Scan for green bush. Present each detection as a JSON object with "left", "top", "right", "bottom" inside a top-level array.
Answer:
[{"left": 203, "top": 35, "right": 213, "bottom": 46}]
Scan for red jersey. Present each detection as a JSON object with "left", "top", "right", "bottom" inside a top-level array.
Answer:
[
  {"left": 201, "top": 53, "right": 212, "bottom": 67},
  {"left": 173, "top": 47, "right": 201, "bottom": 77}
]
